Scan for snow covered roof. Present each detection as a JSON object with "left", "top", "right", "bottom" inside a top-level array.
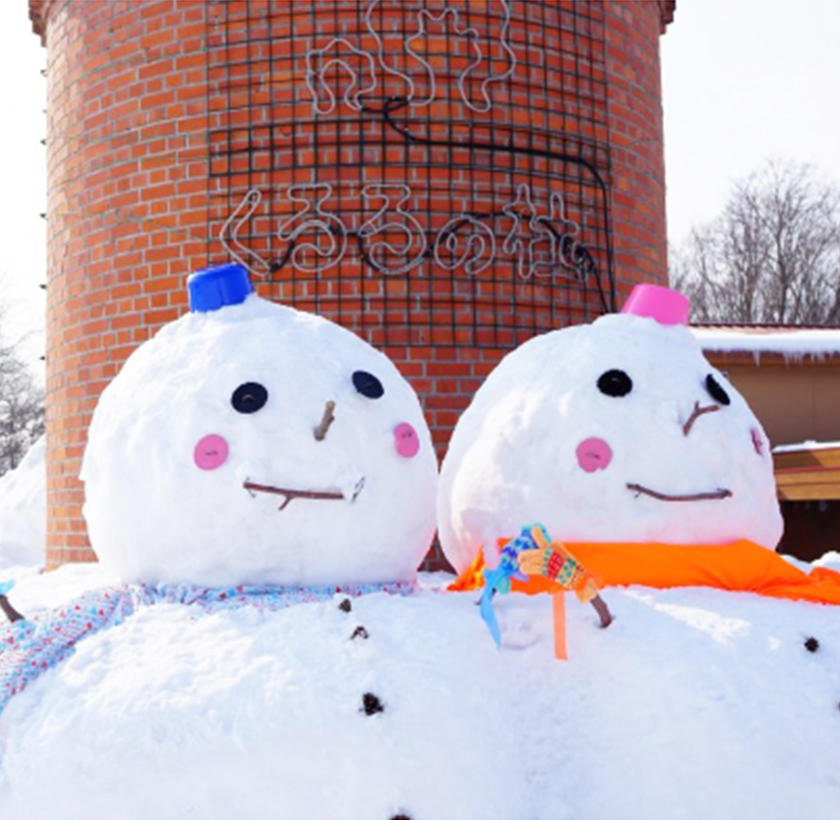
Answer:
[
  {"left": 774, "top": 440, "right": 840, "bottom": 454},
  {"left": 692, "top": 325, "right": 840, "bottom": 362}
]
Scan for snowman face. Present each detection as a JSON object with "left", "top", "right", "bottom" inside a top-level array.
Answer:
[
  {"left": 437, "top": 313, "right": 783, "bottom": 572},
  {"left": 82, "top": 297, "right": 438, "bottom": 587}
]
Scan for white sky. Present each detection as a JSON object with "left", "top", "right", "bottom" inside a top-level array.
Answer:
[
  {"left": 0, "top": 0, "right": 838, "bottom": 376},
  {"left": 0, "top": 2, "right": 46, "bottom": 376},
  {"left": 662, "top": 0, "right": 840, "bottom": 245}
]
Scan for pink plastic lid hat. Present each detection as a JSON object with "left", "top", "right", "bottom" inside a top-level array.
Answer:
[{"left": 620, "top": 283, "right": 690, "bottom": 326}]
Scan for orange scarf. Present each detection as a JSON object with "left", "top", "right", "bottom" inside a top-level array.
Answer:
[{"left": 451, "top": 539, "right": 840, "bottom": 606}]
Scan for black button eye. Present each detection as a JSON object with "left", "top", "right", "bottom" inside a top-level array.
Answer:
[
  {"left": 352, "top": 370, "right": 384, "bottom": 399},
  {"left": 231, "top": 382, "right": 268, "bottom": 414},
  {"left": 597, "top": 369, "right": 633, "bottom": 398},
  {"left": 705, "top": 374, "right": 731, "bottom": 406}
]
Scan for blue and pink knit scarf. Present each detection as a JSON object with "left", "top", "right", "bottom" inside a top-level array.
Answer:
[{"left": 0, "top": 579, "right": 415, "bottom": 717}]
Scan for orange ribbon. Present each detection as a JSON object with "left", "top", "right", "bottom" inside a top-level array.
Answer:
[{"left": 452, "top": 539, "right": 840, "bottom": 605}]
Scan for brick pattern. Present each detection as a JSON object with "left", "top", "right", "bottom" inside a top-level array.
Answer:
[
  {"left": 204, "top": 1, "right": 617, "bottom": 357},
  {"left": 604, "top": 0, "right": 670, "bottom": 302},
  {"left": 36, "top": 0, "right": 211, "bottom": 567},
  {"left": 29, "top": 1, "right": 670, "bottom": 572}
]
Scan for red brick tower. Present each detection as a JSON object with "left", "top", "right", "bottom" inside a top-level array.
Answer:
[{"left": 29, "top": 0, "right": 676, "bottom": 569}]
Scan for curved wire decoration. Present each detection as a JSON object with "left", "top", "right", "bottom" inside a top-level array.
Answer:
[
  {"left": 365, "top": 0, "right": 427, "bottom": 109},
  {"left": 502, "top": 184, "right": 544, "bottom": 280},
  {"left": 358, "top": 184, "right": 427, "bottom": 276},
  {"left": 305, "top": 38, "right": 378, "bottom": 116},
  {"left": 503, "top": 184, "right": 583, "bottom": 281},
  {"left": 467, "top": 0, "right": 517, "bottom": 113},
  {"left": 276, "top": 184, "right": 348, "bottom": 273},
  {"left": 231, "top": 182, "right": 592, "bottom": 284},
  {"left": 405, "top": 2, "right": 516, "bottom": 112},
  {"left": 540, "top": 193, "right": 588, "bottom": 278},
  {"left": 434, "top": 214, "right": 496, "bottom": 276},
  {"left": 219, "top": 189, "right": 271, "bottom": 276},
  {"left": 308, "top": 0, "right": 517, "bottom": 114},
  {"left": 403, "top": 8, "right": 483, "bottom": 109}
]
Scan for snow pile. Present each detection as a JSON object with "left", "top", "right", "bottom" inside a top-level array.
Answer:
[
  {"left": 0, "top": 437, "right": 45, "bottom": 570},
  {"left": 0, "top": 565, "right": 839, "bottom": 820}
]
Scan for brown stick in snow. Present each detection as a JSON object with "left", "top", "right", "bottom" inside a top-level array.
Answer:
[
  {"left": 0, "top": 594, "right": 24, "bottom": 623},
  {"left": 590, "top": 594, "right": 613, "bottom": 629}
]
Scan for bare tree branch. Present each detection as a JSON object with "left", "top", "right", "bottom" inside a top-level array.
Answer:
[
  {"left": 0, "top": 286, "right": 44, "bottom": 477},
  {"left": 670, "top": 159, "right": 840, "bottom": 325}
]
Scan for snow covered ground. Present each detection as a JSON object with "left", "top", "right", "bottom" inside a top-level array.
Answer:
[{"left": 0, "top": 557, "right": 839, "bottom": 820}]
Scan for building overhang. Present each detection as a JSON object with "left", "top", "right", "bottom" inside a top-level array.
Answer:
[
  {"left": 773, "top": 444, "right": 840, "bottom": 502},
  {"left": 28, "top": 0, "right": 47, "bottom": 44},
  {"left": 660, "top": 0, "right": 677, "bottom": 32},
  {"left": 692, "top": 325, "right": 840, "bottom": 368},
  {"left": 29, "top": 0, "right": 680, "bottom": 42}
]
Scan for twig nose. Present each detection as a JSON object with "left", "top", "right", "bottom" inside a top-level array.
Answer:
[
  {"left": 314, "top": 400, "right": 336, "bottom": 441},
  {"left": 682, "top": 401, "right": 720, "bottom": 436}
]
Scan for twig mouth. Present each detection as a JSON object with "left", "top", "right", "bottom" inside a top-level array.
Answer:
[
  {"left": 243, "top": 477, "right": 365, "bottom": 510},
  {"left": 626, "top": 482, "right": 732, "bottom": 502}
]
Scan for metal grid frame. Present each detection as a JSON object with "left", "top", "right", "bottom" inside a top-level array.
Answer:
[{"left": 206, "top": 0, "right": 614, "bottom": 348}]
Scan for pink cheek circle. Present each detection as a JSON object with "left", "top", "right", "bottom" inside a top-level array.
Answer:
[
  {"left": 394, "top": 422, "right": 420, "bottom": 459},
  {"left": 751, "top": 427, "right": 765, "bottom": 456},
  {"left": 193, "top": 434, "right": 230, "bottom": 471},
  {"left": 576, "top": 437, "right": 613, "bottom": 473}
]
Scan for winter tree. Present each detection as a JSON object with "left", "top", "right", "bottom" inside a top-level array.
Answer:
[
  {"left": 670, "top": 160, "right": 840, "bottom": 324},
  {"left": 0, "top": 301, "right": 44, "bottom": 477}
]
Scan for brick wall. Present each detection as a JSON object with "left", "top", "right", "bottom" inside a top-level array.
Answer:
[
  {"left": 605, "top": 0, "right": 671, "bottom": 301},
  {"left": 29, "top": 0, "right": 672, "bottom": 571}
]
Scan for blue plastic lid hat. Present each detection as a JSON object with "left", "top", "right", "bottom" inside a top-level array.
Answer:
[{"left": 188, "top": 263, "right": 254, "bottom": 312}]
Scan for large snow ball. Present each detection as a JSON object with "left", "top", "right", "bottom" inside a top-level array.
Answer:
[
  {"left": 82, "top": 265, "right": 438, "bottom": 587},
  {"left": 438, "top": 286, "right": 783, "bottom": 573}
]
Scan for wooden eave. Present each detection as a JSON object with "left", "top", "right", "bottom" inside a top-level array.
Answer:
[{"left": 773, "top": 446, "right": 840, "bottom": 502}]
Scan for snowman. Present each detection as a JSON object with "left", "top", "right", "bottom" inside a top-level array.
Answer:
[
  {"left": 438, "top": 283, "right": 784, "bottom": 574},
  {"left": 5, "top": 265, "right": 527, "bottom": 820},
  {"left": 82, "top": 262, "right": 437, "bottom": 588}
]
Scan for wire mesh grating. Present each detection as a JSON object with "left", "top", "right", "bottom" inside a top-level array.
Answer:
[{"left": 207, "top": 0, "right": 614, "bottom": 348}]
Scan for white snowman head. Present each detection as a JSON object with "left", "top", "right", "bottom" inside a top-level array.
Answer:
[
  {"left": 82, "top": 264, "right": 438, "bottom": 587},
  {"left": 438, "top": 284, "right": 783, "bottom": 573}
]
